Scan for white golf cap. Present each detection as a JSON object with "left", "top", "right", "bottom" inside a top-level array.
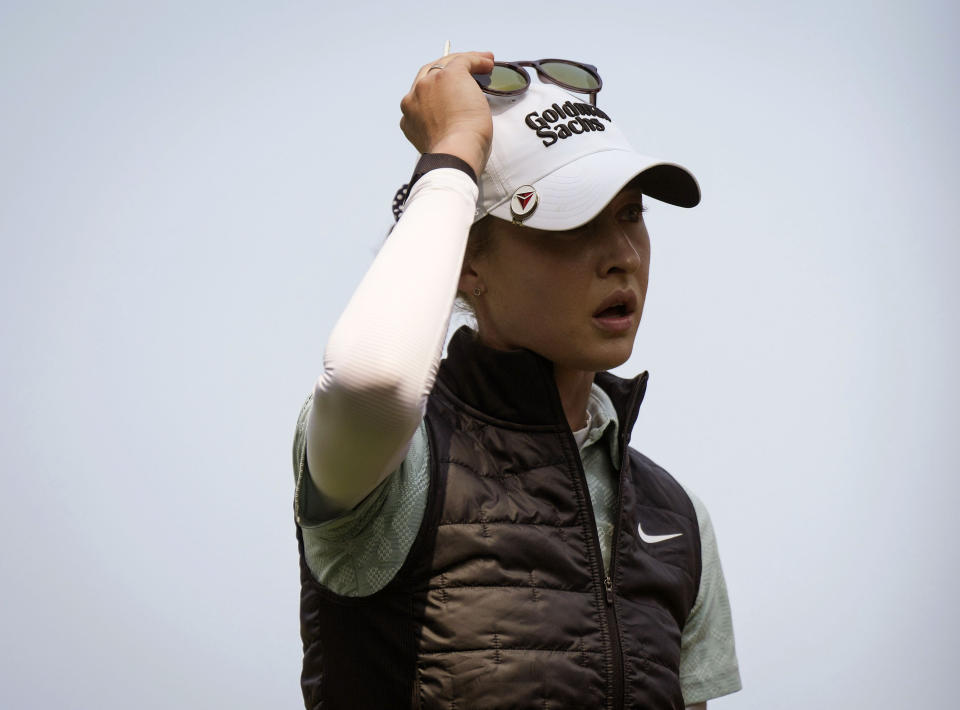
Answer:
[{"left": 477, "top": 77, "right": 700, "bottom": 230}]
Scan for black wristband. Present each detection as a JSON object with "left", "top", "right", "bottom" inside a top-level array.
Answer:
[
  {"left": 408, "top": 153, "right": 478, "bottom": 191},
  {"left": 392, "top": 154, "right": 479, "bottom": 222}
]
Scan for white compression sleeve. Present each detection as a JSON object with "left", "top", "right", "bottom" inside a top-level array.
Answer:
[{"left": 305, "top": 168, "right": 478, "bottom": 517}]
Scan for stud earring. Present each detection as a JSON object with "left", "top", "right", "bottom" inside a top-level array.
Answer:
[{"left": 473, "top": 287, "right": 482, "bottom": 297}]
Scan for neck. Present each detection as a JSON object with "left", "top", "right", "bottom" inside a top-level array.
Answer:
[
  {"left": 470, "top": 322, "right": 595, "bottom": 430},
  {"left": 553, "top": 366, "right": 595, "bottom": 431}
]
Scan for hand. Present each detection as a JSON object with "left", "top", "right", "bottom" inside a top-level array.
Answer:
[{"left": 399, "top": 51, "right": 495, "bottom": 177}]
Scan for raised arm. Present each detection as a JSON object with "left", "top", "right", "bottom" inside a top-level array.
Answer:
[{"left": 304, "top": 52, "right": 495, "bottom": 519}]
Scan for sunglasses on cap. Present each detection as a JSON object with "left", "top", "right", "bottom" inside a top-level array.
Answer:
[{"left": 473, "top": 59, "right": 602, "bottom": 106}]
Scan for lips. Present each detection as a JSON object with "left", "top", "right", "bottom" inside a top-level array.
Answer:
[
  {"left": 592, "top": 290, "right": 638, "bottom": 319},
  {"left": 591, "top": 290, "right": 638, "bottom": 334}
]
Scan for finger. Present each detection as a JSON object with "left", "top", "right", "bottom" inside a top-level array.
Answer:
[
  {"left": 439, "top": 51, "right": 495, "bottom": 76},
  {"left": 412, "top": 51, "right": 494, "bottom": 86}
]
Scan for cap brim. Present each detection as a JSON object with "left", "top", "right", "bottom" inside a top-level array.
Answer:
[{"left": 487, "top": 148, "right": 700, "bottom": 231}]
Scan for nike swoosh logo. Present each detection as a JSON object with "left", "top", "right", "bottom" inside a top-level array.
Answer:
[{"left": 637, "top": 521, "right": 683, "bottom": 544}]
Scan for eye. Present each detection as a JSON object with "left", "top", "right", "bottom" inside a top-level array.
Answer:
[{"left": 618, "top": 202, "right": 647, "bottom": 222}]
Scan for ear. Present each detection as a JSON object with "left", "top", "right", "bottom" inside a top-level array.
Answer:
[{"left": 458, "top": 259, "right": 482, "bottom": 298}]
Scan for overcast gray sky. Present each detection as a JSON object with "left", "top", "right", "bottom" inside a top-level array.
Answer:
[{"left": 1, "top": 1, "right": 957, "bottom": 708}]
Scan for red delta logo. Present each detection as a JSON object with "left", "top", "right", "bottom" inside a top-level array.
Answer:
[{"left": 510, "top": 185, "right": 539, "bottom": 223}]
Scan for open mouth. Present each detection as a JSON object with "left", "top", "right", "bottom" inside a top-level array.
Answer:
[
  {"left": 594, "top": 303, "right": 631, "bottom": 318},
  {"left": 592, "top": 290, "right": 637, "bottom": 320}
]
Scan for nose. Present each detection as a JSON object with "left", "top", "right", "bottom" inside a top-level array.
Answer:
[{"left": 594, "top": 218, "right": 643, "bottom": 277}]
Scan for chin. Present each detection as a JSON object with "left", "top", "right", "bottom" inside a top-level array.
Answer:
[
  {"left": 596, "top": 327, "right": 639, "bottom": 365},
  {"left": 595, "top": 349, "right": 633, "bottom": 372},
  {"left": 563, "top": 337, "right": 636, "bottom": 373}
]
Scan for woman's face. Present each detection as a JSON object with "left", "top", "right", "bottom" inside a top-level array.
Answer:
[{"left": 462, "top": 183, "right": 651, "bottom": 373}]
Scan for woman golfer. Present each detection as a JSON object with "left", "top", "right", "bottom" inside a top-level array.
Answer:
[{"left": 292, "top": 50, "right": 741, "bottom": 709}]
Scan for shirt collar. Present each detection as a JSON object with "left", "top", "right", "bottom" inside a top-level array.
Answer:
[{"left": 581, "top": 384, "right": 622, "bottom": 468}]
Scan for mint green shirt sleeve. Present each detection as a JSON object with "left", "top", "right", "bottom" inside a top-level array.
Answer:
[
  {"left": 678, "top": 487, "right": 743, "bottom": 705},
  {"left": 293, "top": 395, "right": 430, "bottom": 597}
]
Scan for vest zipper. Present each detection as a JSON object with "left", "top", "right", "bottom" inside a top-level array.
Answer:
[
  {"left": 606, "top": 486, "right": 625, "bottom": 710},
  {"left": 602, "top": 372, "right": 648, "bottom": 710},
  {"left": 606, "top": 519, "right": 625, "bottom": 710},
  {"left": 571, "top": 436, "right": 624, "bottom": 710}
]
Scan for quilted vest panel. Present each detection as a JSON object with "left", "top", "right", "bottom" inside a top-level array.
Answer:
[{"left": 298, "top": 328, "right": 700, "bottom": 709}]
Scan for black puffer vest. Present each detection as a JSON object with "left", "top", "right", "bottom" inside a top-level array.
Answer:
[{"left": 297, "top": 328, "right": 702, "bottom": 709}]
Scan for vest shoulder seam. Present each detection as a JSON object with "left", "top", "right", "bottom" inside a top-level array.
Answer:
[
  {"left": 441, "top": 455, "right": 570, "bottom": 476},
  {"left": 437, "top": 520, "right": 583, "bottom": 528},
  {"left": 432, "top": 382, "right": 569, "bottom": 431},
  {"left": 419, "top": 647, "right": 606, "bottom": 656},
  {"left": 425, "top": 582, "right": 591, "bottom": 592}
]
